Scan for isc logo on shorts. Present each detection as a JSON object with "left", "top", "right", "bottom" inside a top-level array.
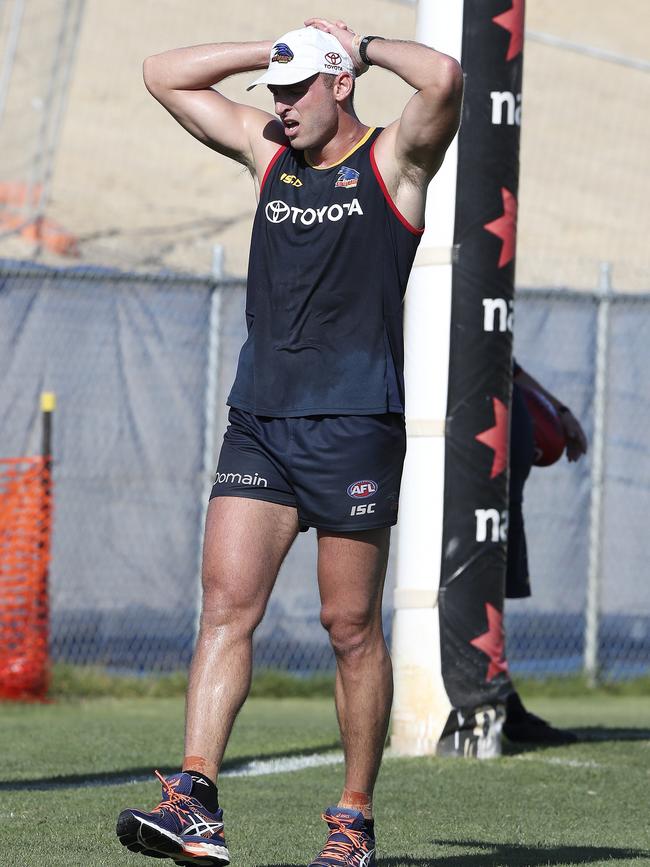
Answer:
[
  {"left": 350, "top": 502, "right": 376, "bottom": 517},
  {"left": 347, "top": 480, "right": 378, "bottom": 499}
]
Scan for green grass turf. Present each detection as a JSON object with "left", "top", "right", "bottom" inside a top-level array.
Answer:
[
  {"left": 1, "top": 695, "right": 649, "bottom": 866},
  {"left": 48, "top": 665, "right": 338, "bottom": 700},
  {"left": 48, "top": 663, "right": 650, "bottom": 701}
]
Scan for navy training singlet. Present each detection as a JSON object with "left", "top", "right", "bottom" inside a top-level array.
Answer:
[{"left": 227, "top": 127, "right": 423, "bottom": 417}]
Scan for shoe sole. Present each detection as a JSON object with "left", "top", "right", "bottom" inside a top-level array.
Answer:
[
  {"left": 310, "top": 845, "right": 376, "bottom": 866},
  {"left": 116, "top": 811, "right": 230, "bottom": 865}
]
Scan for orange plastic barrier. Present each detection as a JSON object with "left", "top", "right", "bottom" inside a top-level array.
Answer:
[
  {"left": 0, "top": 457, "right": 52, "bottom": 700},
  {"left": 0, "top": 212, "right": 79, "bottom": 257},
  {"left": 0, "top": 181, "right": 79, "bottom": 256}
]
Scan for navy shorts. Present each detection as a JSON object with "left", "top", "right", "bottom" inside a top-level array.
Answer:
[{"left": 210, "top": 407, "right": 407, "bottom": 532}]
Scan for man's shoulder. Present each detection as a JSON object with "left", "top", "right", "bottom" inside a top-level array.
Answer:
[{"left": 250, "top": 118, "right": 289, "bottom": 181}]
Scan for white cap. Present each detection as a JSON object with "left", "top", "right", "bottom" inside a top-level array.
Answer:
[{"left": 247, "top": 27, "right": 355, "bottom": 91}]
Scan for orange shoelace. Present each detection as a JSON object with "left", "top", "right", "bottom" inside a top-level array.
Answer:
[
  {"left": 152, "top": 770, "right": 196, "bottom": 823},
  {"left": 318, "top": 814, "right": 371, "bottom": 862}
]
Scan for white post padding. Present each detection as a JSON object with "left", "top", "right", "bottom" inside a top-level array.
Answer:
[{"left": 391, "top": 0, "right": 464, "bottom": 756}]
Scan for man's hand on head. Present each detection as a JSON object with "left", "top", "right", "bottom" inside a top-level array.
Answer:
[{"left": 304, "top": 17, "right": 368, "bottom": 76}]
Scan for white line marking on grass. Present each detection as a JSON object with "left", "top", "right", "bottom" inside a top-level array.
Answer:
[
  {"left": 514, "top": 755, "right": 603, "bottom": 769},
  {"left": 221, "top": 751, "right": 344, "bottom": 778},
  {"left": 2, "top": 752, "right": 345, "bottom": 792}
]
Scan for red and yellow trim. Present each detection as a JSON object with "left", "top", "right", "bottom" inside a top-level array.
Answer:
[
  {"left": 260, "top": 145, "right": 287, "bottom": 194},
  {"left": 305, "top": 126, "right": 376, "bottom": 170},
  {"left": 369, "top": 140, "right": 425, "bottom": 236}
]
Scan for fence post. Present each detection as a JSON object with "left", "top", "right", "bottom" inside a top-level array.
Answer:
[
  {"left": 31, "top": 0, "right": 85, "bottom": 239},
  {"left": 584, "top": 262, "right": 612, "bottom": 686},
  {"left": 26, "top": 0, "right": 85, "bottom": 234},
  {"left": 0, "top": 0, "right": 26, "bottom": 132},
  {"left": 193, "top": 251, "right": 224, "bottom": 638}
]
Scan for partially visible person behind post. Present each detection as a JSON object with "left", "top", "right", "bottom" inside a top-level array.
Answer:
[{"left": 504, "top": 360, "right": 588, "bottom": 744}]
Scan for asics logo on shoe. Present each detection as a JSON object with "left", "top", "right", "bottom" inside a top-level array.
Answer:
[
  {"left": 182, "top": 815, "right": 224, "bottom": 837},
  {"left": 359, "top": 848, "right": 376, "bottom": 867}
]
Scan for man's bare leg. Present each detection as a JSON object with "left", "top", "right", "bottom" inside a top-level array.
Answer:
[
  {"left": 183, "top": 496, "right": 299, "bottom": 782},
  {"left": 317, "top": 528, "right": 392, "bottom": 816}
]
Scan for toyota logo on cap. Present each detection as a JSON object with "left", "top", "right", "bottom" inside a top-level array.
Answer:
[{"left": 325, "top": 51, "right": 342, "bottom": 66}]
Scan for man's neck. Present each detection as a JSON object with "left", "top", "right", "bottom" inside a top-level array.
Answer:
[{"left": 305, "top": 115, "right": 369, "bottom": 168}]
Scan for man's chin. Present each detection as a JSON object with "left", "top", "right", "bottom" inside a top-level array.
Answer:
[{"left": 286, "top": 128, "right": 314, "bottom": 150}]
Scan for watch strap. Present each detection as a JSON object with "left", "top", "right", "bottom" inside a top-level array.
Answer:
[{"left": 359, "top": 35, "right": 384, "bottom": 66}]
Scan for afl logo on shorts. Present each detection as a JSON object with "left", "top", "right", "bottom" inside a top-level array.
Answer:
[{"left": 347, "top": 480, "right": 378, "bottom": 499}]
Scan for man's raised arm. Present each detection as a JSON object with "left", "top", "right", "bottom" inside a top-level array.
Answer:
[
  {"left": 306, "top": 19, "right": 463, "bottom": 224},
  {"left": 363, "top": 39, "right": 462, "bottom": 175},
  {"left": 143, "top": 42, "right": 284, "bottom": 175}
]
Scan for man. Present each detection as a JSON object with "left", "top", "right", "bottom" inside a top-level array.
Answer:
[
  {"left": 116, "top": 18, "right": 462, "bottom": 866},
  {"left": 504, "top": 360, "right": 587, "bottom": 744}
]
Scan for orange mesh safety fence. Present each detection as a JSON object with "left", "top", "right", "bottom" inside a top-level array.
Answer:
[
  {"left": 0, "top": 182, "right": 79, "bottom": 256},
  {"left": 0, "top": 457, "right": 52, "bottom": 700}
]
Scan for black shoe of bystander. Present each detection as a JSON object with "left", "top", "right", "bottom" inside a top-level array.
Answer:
[{"left": 503, "top": 691, "right": 578, "bottom": 745}]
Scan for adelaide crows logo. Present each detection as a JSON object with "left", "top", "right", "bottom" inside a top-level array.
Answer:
[
  {"left": 272, "top": 43, "right": 294, "bottom": 63},
  {"left": 335, "top": 166, "right": 360, "bottom": 189}
]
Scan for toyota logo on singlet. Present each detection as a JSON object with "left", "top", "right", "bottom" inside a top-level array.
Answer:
[{"left": 265, "top": 200, "right": 291, "bottom": 223}]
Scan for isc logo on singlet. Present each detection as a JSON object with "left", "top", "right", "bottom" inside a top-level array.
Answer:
[{"left": 265, "top": 198, "right": 364, "bottom": 226}]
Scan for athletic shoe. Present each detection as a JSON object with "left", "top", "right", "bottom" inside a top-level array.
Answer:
[
  {"left": 309, "top": 806, "right": 376, "bottom": 867},
  {"left": 504, "top": 692, "right": 578, "bottom": 745},
  {"left": 116, "top": 770, "right": 230, "bottom": 864}
]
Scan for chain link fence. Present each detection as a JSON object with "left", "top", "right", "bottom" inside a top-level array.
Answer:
[
  {"left": 1, "top": 3, "right": 648, "bottom": 290},
  {"left": 1, "top": 261, "right": 648, "bottom": 680},
  {"left": 510, "top": 283, "right": 650, "bottom": 681},
  {"left": 0, "top": 1, "right": 647, "bottom": 682},
  {"left": 518, "top": 31, "right": 650, "bottom": 292},
  {"left": 0, "top": 0, "right": 85, "bottom": 254}
]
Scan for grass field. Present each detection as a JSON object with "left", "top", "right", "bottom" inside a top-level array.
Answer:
[{"left": 1, "top": 693, "right": 650, "bottom": 866}]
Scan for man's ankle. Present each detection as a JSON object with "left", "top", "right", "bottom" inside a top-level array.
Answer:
[
  {"left": 338, "top": 788, "right": 373, "bottom": 821},
  {"left": 183, "top": 768, "right": 219, "bottom": 813}
]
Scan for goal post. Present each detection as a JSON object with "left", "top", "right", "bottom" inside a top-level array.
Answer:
[{"left": 392, "top": 0, "right": 524, "bottom": 757}]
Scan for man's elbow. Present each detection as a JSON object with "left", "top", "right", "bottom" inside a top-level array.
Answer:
[
  {"left": 432, "top": 55, "right": 464, "bottom": 107},
  {"left": 142, "top": 54, "right": 165, "bottom": 95}
]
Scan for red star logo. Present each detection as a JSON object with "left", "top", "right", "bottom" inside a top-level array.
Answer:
[
  {"left": 471, "top": 603, "right": 509, "bottom": 681},
  {"left": 493, "top": 0, "right": 525, "bottom": 62},
  {"left": 484, "top": 187, "right": 518, "bottom": 268},
  {"left": 475, "top": 397, "right": 509, "bottom": 479}
]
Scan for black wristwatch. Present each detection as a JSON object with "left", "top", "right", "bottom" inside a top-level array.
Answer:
[{"left": 359, "top": 35, "right": 384, "bottom": 66}]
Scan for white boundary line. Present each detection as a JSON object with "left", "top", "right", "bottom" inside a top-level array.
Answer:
[
  {"left": 4, "top": 749, "right": 617, "bottom": 791},
  {"left": 513, "top": 755, "right": 603, "bottom": 770},
  {"left": 222, "top": 751, "right": 344, "bottom": 778},
  {"left": 2, "top": 751, "right": 345, "bottom": 792}
]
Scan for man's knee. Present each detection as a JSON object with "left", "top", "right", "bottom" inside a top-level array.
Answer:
[
  {"left": 199, "top": 570, "right": 266, "bottom": 635},
  {"left": 320, "top": 604, "right": 382, "bottom": 659}
]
